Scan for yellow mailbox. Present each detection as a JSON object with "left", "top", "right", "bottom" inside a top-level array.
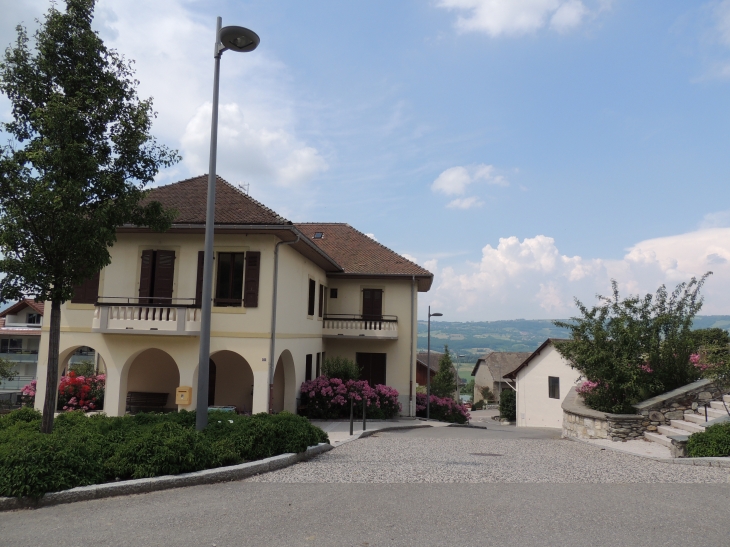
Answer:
[{"left": 176, "top": 386, "right": 192, "bottom": 406}]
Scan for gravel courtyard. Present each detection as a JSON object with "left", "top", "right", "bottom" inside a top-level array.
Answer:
[{"left": 250, "top": 426, "right": 729, "bottom": 484}]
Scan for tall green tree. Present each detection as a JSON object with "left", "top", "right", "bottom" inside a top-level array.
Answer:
[
  {"left": 431, "top": 345, "right": 457, "bottom": 398},
  {"left": 554, "top": 275, "right": 711, "bottom": 413},
  {"left": 0, "top": 0, "right": 178, "bottom": 433}
]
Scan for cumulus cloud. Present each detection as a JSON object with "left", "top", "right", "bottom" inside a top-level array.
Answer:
[
  {"left": 422, "top": 228, "right": 730, "bottom": 320},
  {"left": 432, "top": 164, "right": 507, "bottom": 196},
  {"left": 699, "top": 210, "right": 730, "bottom": 229},
  {"left": 447, "top": 196, "right": 484, "bottom": 209},
  {"left": 436, "top": 0, "right": 607, "bottom": 37}
]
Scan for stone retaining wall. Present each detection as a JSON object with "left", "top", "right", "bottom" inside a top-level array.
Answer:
[{"left": 633, "top": 379, "right": 725, "bottom": 431}]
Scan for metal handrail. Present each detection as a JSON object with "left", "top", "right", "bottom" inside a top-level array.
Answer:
[
  {"left": 323, "top": 314, "right": 397, "bottom": 322},
  {"left": 96, "top": 296, "right": 199, "bottom": 308}
]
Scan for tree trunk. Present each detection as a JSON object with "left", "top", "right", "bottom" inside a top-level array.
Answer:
[{"left": 40, "top": 299, "right": 61, "bottom": 434}]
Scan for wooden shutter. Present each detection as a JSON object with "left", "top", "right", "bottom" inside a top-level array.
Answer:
[
  {"left": 71, "top": 270, "right": 100, "bottom": 304},
  {"left": 195, "top": 251, "right": 205, "bottom": 308},
  {"left": 138, "top": 250, "right": 155, "bottom": 304},
  {"left": 363, "top": 289, "right": 383, "bottom": 319},
  {"left": 153, "top": 250, "right": 176, "bottom": 304},
  {"left": 305, "top": 354, "right": 313, "bottom": 381},
  {"left": 308, "top": 279, "right": 315, "bottom": 316},
  {"left": 243, "top": 251, "right": 260, "bottom": 308},
  {"left": 318, "top": 284, "right": 324, "bottom": 318}
]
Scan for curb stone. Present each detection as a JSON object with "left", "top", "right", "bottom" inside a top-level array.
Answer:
[
  {"left": 566, "top": 436, "right": 730, "bottom": 468},
  {"left": 449, "top": 423, "right": 488, "bottom": 430},
  {"left": 0, "top": 443, "right": 332, "bottom": 512}
]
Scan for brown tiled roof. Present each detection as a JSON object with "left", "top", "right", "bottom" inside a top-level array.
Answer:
[
  {"left": 144, "top": 175, "right": 290, "bottom": 226},
  {"left": 417, "top": 351, "right": 444, "bottom": 372},
  {"left": 470, "top": 352, "right": 533, "bottom": 378},
  {"left": 295, "top": 223, "right": 433, "bottom": 281},
  {"left": 0, "top": 299, "right": 44, "bottom": 318}
]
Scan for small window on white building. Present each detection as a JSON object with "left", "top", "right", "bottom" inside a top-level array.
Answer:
[{"left": 548, "top": 376, "right": 560, "bottom": 399}]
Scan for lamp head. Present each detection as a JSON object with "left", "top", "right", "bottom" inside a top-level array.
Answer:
[
  {"left": 219, "top": 26, "right": 260, "bottom": 52},
  {"left": 430, "top": 312, "right": 443, "bottom": 317}
]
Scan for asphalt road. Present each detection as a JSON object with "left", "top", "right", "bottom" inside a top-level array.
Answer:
[{"left": 2, "top": 426, "right": 729, "bottom": 547}]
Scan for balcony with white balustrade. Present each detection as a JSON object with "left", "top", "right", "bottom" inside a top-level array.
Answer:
[
  {"left": 322, "top": 314, "right": 398, "bottom": 340},
  {"left": 92, "top": 297, "right": 201, "bottom": 336}
]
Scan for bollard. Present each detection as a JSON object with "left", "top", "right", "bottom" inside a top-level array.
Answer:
[
  {"left": 349, "top": 396, "right": 354, "bottom": 436},
  {"left": 363, "top": 396, "right": 367, "bottom": 431}
]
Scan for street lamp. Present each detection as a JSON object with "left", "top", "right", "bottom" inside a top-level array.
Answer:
[
  {"left": 455, "top": 354, "right": 466, "bottom": 403},
  {"left": 196, "top": 18, "right": 260, "bottom": 431},
  {"left": 426, "top": 306, "right": 442, "bottom": 420}
]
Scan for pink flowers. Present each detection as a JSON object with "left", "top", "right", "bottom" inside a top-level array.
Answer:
[
  {"left": 689, "top": 353, "right": 711, "bottom": 371},
  {"left": 299, "top": 376, "right": 401, "bottom": 419},
  {"left": 57, "top": 371, "right": 105, "bottom": 412},
  {"left": 640, "top": 363, "right": 653, "bottom": 374},
  {"left": 577, "top": 380, "right": 599, "bottom": 395},
  {"left": 20, "top": 379, "right": 36, "bottom": 397},
  {"left": 415, "top": 392, "right": 470, "bottom": 424}
]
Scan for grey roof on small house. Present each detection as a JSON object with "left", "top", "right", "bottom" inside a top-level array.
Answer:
[{"left": 471, "top": 352, "right": 533, "bottom": 380}]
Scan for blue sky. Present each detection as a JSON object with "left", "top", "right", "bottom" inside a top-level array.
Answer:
[{"left": 2, "top": 0, "right": 730, "bottom": 320}]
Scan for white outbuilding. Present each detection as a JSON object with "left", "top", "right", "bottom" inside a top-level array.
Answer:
[{"left": 505, "top": 338, "right": 580, "bottom": 429}]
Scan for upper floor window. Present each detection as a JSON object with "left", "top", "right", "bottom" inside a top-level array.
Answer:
[
  {"left": 27, "top": 313, "right": 41, "bottom": 325},
  {"left": 71, "top": 270, "right": 100, "bottom": 305},
  {"left": 548, "top": 376, "right": 560, "bottom": 399},
  {"left": 308, "top": 279, "right": 316, "bottom": 316},
  {"left": 0, "top": 338, "right": 23, "bottom": 354},
  {"left": 139, "top": 250, "right": 175, "bottom": 305},
  {"left": 362, "top": 288, "right": 383, "bottom": 320},
  {"left": 215, "top": 252, "right": 245, "bottom": 307}
]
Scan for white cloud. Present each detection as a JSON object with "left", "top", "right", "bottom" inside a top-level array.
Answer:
[
  {"left": 699, "top": 210, "right": 730, "bottom": 229},
  {"left": 436, "top": 0, "right": 606, "bottom": 37},
  {"left": 447, "top": 196, "right": 484, "bottom": 209},
  {"left": 432, "top": 163, "right": 507, "bottom": 197},
  {"left": 716, "top": 0, "right": 730, "bottom": 46},
  {"left": 401, "top": 253, "right": 418, "bottom": 263},
  {"left": 365, "top": 233, "right": 379, "bottom": 242},
  {"left": 421, "top": 228, "right": 730, "bottom": 320}
]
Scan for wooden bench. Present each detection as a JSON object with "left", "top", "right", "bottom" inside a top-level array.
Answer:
[{"left": 126, "top": 391, "right": 169, "bottom": 414}]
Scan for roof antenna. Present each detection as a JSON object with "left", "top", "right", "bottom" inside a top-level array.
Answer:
[{"left": 237, "top": 182, "right": 250, "bottom": 195}]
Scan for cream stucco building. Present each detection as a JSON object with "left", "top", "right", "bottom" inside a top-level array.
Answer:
[
  {"left": 505, "top": 339, "right": 580, "bottom": 428},
  {"left": 34, "top": 176, "right": 432, "bottom": 417}
]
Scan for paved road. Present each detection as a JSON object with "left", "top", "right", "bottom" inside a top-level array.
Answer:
[{"left": 2, "top": 426, "right": 729, "bottom": 547}]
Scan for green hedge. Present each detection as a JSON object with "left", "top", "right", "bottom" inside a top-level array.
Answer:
[
  {"left": 499, "top": 389, "right": 516, "bottom": 421},
  {"left": 686, "top": 422, "right": 730, "bottom": 457},
  {"left": 0, "top": 408, "right": 328, "bottom": 499}
]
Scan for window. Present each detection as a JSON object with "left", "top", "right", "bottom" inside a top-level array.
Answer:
[
  {"left": 316, "top": 353, "right": 321, "bottom": 377},
  {"left": 215, "top": 252, "right": 245, "bottom": 307},
  {"left": 318, "top": 284, "right": 324, "bottom": 318},
  {"left": 356, "top": 353, "right": 386, "bottom": 386},
  {"left": 1, "top": 339, "right": 23, "bottom": 354},
  {"left": 330, "top": 288, "right": 338, "bottom": 299},
  {"left": 308, "top": 279, "right": 316, "bottom": 316},
  {"left": 362, "top": 289, "right": 383, "bottom": 319},
  {"left": 71, "top": 270, "right": 101, "bottom": 304},
  {"left": 305, "top": 354, "right": 313, "bottom": 381},
  {"left": 548, "top": 376, "right": 560, "bottom": 399},
  {"left": 314, "top": 232, "right": 323, "bottom": 239},
  {"left": 139, "top": 250, "right": 176, "bottom": 304},
  {"left": 27, "top": 313, "right": 41, "bottom": 325}
]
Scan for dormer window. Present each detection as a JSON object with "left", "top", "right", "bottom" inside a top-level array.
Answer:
[
  {"left": 27, "top": 313, "right": 41, "bottom": 325},
  {"left": 313, "top": 232, "right": 323, "bottom": 239}
]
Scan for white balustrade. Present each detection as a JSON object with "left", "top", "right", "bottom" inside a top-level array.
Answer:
[
  {"left": 92, "top": 305, "right": 201, "bottom": 336},
  {"left": 322, "top": 317, "right": 398, "bottom": 339}
]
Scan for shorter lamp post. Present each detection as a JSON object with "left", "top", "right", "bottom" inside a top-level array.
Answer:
[
  {"left": 426, "top": 306, "right": 442, "bottom": 420},
  {"left": 455, "top": 354, "right": 466, "bottom": 402}
]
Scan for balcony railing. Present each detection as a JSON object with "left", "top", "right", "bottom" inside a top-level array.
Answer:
[
  {"left": 0, "top": 352, "right": 39, "bottom": 362},
  {"left": 92, "top": 297, "right": 201, "bottom": 336},
  {"left": 322, "top": 314, "right": 398, "bottom": 340},
  {"left": 0, "top": 375, "right": 35, "bottom": 391}
]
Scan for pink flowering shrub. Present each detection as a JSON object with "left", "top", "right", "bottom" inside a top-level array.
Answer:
[
  {"left": 299, "top": 376, "right": 401, "bottom": 419},
  {"left": 576, "top": 380, "right": 599, "bottom": 395},
  {"left": 20, "top": 379, "right": 37, "bottom": 407},
  {"left": 415, "top": 392, "right": 470, "bottom": 424},
  {"left": 57, "top": 371, "right": 105, "bottom": 412}
]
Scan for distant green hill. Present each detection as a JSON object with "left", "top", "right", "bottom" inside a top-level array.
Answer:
[{"left": 418, "top": 316, "right": 730, "bottom": 358}]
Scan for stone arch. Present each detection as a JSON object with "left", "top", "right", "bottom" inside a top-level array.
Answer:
[
  {"left": 209, "top": 350, "right": 254, "bottom": 413},
  {"left": 123, "top": 348, "right": 180, "bottom": 412},
  {"left": 55, "top": 344, "right": 109, "bottom": 412},
  {"left": 272, "top": 349, "right": 296, "bottom": 413}
]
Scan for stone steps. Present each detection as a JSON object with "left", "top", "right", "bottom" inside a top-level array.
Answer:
[
  {"left": 657, "top": 424, "right": 691, "bottom": 437},
  {"left": 669, "top": 419, "right": 705, "bottom": 434},
  {"left": 709, "top": 400, "right": 729, "bottom": 412},
  {"left": 683, "top": 412, "right": 712, "bottom": 425},
  {"left": 644, "top": 431, "right": 674, "bottom": 447}
]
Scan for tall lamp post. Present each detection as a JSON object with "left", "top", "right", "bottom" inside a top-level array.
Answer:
[
  {"left": 196, "top": 18, "right": 260, "bottom": 431},
  {"left": 426, "top": 306, "right": 442, "bottom": 420}
]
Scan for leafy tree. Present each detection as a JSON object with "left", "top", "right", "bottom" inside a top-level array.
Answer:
[
  {"left": 499, "top": 388, "right": 516, "bottom": 421},
  {"left": 0, "top": 357, "right": 17, "bottom": 383},
  {"left": 554, "top": 276, "right": 710, "bottom": 413},
  {"left": 0, "top": 0, "right": 178, "bottom": 433},
  {"left": 321, "top": 356, "right": 360, "bottom": 381},
  {"left": 479, "top": 385, "right": 495, "bottom": 403},
  {"left": 431, "top": 345, "right": 457, "bottom": 398},
  {"left": 461, "top": 378, "right": 475, "bottom": 396}
]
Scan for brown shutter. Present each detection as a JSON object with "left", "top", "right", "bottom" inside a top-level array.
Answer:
[
  {"left": 153, "top": 250, "right": 176, "bottom": 304},
  {"left": 318, "top": 284, "right": 324, "bottom": 318},
  {"left": 195, "top": 251, "right": 205, "bottom": 308},
  {"left": 71, "top": 270, "right": 100, "bottom": 304},
  {"left": 243, "top": 251, "right": 260, "bottom": 308},
  {"left": 138, "top": 250, "right": 154, "bottom": 304}
]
